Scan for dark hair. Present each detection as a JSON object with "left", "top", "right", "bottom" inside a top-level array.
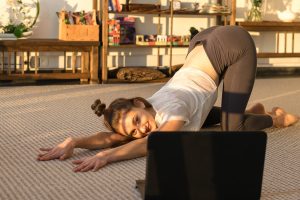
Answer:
[{"left": 91, "top": 97, "right": 152, "bottom": 133}]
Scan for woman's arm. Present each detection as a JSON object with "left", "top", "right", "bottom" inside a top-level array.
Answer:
[
  {"left": 37, "top": 132, "right": 129, "bottom": 161},
  {"left": 73, "top": 132, "right": 129, "bottom": 150},
  {"left": 106, "top": 120, "right": 185, "bottom": 161},
  {"left": 72, "top": 120, "right": 185, "bottom": 172}
]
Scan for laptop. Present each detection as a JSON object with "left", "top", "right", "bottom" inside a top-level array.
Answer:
[{"left": 136, "top": 131, "right": 267, "bottom": 200}]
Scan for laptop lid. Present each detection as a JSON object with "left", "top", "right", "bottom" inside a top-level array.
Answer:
[{"left": 144, "top": 131, "right": 267, "bottom": 200}]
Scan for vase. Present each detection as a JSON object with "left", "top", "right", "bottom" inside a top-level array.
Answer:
[
  {"left": 0, "top": 33, "right": 17, "bottom": 40},
  {"left": 277, "top": 9, "right": 296, "bottom": 22},
  {"left": 20, "top": 31, "right": 33, "bottom": 39},
  {"left": 247, "top": 5, "right": 262, "bottom": 22},
  {"left": 0, "top": 31, "right": 33, "bottom": 40}
]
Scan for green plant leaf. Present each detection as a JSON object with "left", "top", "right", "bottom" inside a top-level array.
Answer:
[
  {"left": 3, "top": 25, "right": 15, "bottom": 33},
  {"left": 13, "top": 24, "right": 26, "bottom": 38}
]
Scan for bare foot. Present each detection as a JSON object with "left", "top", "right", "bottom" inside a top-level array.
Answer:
[
  {"left": 247, "top": 103, "right": 267, "bottom": 115},
  {"left": 271, "top": 107, "right": 300, "bottom": 128}
]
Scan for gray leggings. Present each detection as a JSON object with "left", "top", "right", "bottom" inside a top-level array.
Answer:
[{"left": 188, "top": 26, "right": 273, "bottom": 131}]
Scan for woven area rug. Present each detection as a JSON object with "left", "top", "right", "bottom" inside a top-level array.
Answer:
[{"left": 0, "top": 77, "right": 299, "bottom": 200}]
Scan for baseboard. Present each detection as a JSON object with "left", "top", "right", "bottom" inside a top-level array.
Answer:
[{"left": 256, "top": 67, "right": 300, "bottom": 77}]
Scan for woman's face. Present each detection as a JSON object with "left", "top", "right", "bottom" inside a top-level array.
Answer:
[{"left": 116, "top": 107, "right": 157, "bottom": 139}]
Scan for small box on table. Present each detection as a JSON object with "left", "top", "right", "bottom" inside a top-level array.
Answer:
[{"left": 58, "top": 10, "right": 99, "bottom": 41}]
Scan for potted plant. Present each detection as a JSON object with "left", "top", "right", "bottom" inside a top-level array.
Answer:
[
  {"left": 0, "top": 0, "right": 40, "bottom": 39},
  {"left": 247, "top": 0, "right": 263, "bottom": 22}
]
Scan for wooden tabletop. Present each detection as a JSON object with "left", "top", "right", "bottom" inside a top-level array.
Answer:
[
  {"left": 0, "top": 39, "right": 100, "bottom": 51},
  {"left": 0, "top": 39, "right": 99, "bottom": 45},
  {"left": 238, "top": 21, "right": 300, "bottom": 31}
]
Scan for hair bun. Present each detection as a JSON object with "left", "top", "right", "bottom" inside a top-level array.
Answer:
[
  {"left": 95, "top": 103, "right": 106, "bottom": 117},
  {"left": 91, "top": 99, "right": 101, "bottom": 110},
  {"left": 91, "top": 99, "right": 106, "bottom": 117}
]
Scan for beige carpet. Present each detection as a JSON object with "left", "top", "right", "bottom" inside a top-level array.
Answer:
[{"left": 0, "top": 77, "right": 300, "bottom": 200}]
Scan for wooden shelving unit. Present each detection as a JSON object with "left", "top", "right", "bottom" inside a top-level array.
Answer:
[
  {"left": 238, "top": 21, "right": 300, "bottom": 31},
  {"left": 100, "top": 0, "right": 236, "bottom": 83},
  {"left": 108, "top": 44, "right": 189, "bottom": 48},
  {"left": 109, "top": 10, "right": 232, "bottom": 16},
  {"left": 238, "top": 21, "right": 300, "bottom": 58}
]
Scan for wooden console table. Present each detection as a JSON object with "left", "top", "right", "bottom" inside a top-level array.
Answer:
[
  {"left": 238, "top": 21, "right": 300, "bottom": 58},
  {"left": 0, "top": 39, "right": 99, "bottom": 84}
]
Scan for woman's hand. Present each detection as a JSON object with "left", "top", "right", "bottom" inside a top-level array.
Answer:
[
  {"left": 72, "top": 152, "right": 108, "bottom": 172},
  {"left": 37, "top": 137, "right": 75, "bottom": 161}
]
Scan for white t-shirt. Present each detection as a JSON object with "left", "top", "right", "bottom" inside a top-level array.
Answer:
[{"left": 147, "top": 67, "right": 218, "bottom": 131}]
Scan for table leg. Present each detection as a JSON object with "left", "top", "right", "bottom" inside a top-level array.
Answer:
[
  {"left": 14, "top": 52, "right": 16, "bottom": 73},
  {"left": 224, "top": 16, "right": 227, "bottom": 25},
  {"left": 35, "top": 52, "right": 38, "bottom": 75},
  {"left": 21, "top": 52, "right": 24, "bottom": 75},
  {"left": 292, "top": 32, "right": 295, "bottom": 53},
  {"left": 26, "top": 51, "right": 30, "bottom": 72},
  {"left": 8, "top": 52, "right": 11, "bottom": 75},
  {"left": 276, "top": 32, "right": 279, "bottom": 53},
  {"left": 64, "top": 51, "right": 67, "bottom": 71},
  {"left": 0, "top": 51, "right": 3, "bottom": 74},
  {"left": 72, "top": 52, "right": 77, "bottom": 73},
  {"left": 90, "top": 46, "right": 99, "bottom": 84},
  {"left": 284, "top": 32, "right": 287, "bottom": 53},
  {"left": 80, "top": 52, "right": 89, "bottom": 84}
]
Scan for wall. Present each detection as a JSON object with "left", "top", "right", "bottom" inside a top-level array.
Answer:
[
  {"left": 31, "top": 0, "right": 92, "bottom": 38},
  {"left": 106, "top": 0, "right": 220, "bottom": 69},
  {"left": 4, "top": 0, "right": 300, "bottom": 69},
  {"left": 107, "top": 0, "right": 300, "bottom": 68},
  {"left": 235, "top": 0, "right": 300, "bottom": 67}
]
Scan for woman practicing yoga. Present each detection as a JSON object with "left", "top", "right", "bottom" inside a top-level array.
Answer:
[{"left": 37, "top": 26, "right": 299, "bottom": 172}]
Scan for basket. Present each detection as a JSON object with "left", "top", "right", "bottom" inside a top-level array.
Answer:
[{"left": 58, "top": 10, "right": 99, "bottom": 41}]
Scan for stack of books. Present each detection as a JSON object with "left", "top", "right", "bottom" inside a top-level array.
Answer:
[
  {"left": 0, "top": 33, "right": 17, "bottom": 40},
  {"left": 119, "top": 17, "right": 135, "bottom": 44},
  {"left": 108, "top": 17, "right": 136, "bottom": 46},
  {"left": 200, "top": 3, "right": 230, "bottom": 14},
  {"left": 108, "top": 19, "right": 121, "bottom": 46}
]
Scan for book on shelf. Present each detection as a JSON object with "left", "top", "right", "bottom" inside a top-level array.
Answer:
[
  {"left": 114, "top": 0, "right": 122, "bottom": 12},
  {"left": 108, "top": 17, "right": 136, "bottom": 46},
  {"left": 108, "top": 0, "right": 114, "bottom": 11},
  {"left": 118, "top": 17, "right": 135, "bottom": 44},
  {"left": 108, "top": 19, "right": 120, "bottom": 46},
  {"left": 108, "top": 0, "right": 122, "bottom": 12},
  {"left": 200, "top": 3, "right": 230, "bottom": 13}
]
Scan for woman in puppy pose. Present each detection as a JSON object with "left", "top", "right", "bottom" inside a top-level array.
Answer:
[{"left": 38, "top": 26, "right": 299, "bottom": 172}]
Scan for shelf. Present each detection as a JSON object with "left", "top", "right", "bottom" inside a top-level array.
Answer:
[
  {"left": 238, "top": 21, "right": 300, "bottom": 31},
  {"left": 0, "top": 39, "right": 99, "bottom": 52},
  {"left": 104, "top": 77, "right": 170, "bottom": 84},
  {"left": 109, "top": 11, "right": 162, "bottom": 15},
  {"left": 109, "top": 10, "right": 231, "bottom": 16},
  {"left": 101, "top": 0, "right": 236, "bottom": 83},
  {"left": 106, "top": 66, "right": 171, "bottom": 82},
  {"left": 238, "top": 21, "right": 300, "bottom": 59},
  {"left": 108, "top": 44, "right": 189, "bottom": 48},
  {"left": 0, "top": 72, "right": 89, "bottom": 81},
  {"left": 258, "top": 53, "right": 300, "bottom": 58}
]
